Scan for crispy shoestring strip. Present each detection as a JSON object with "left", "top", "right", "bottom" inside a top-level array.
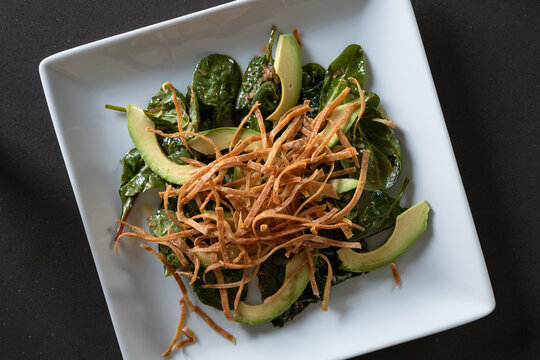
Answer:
[
  {"left": 162, "top": 298, "right": 187, "bottom": 358},
  {"left": 116, "top": 86, "right": 373, "bottom": 352},
  {"left": 390, "top": 262, "right": 401, "bottom": 286},
  {"left": 292, "top": 28, "right": 303, "bottom": 49},
  {"left": 315, "top": 253, "right": 333, "bottom": 311},
  {"left": 372, "top": 118, "right": 397, "bottom": 128},
  {"left": 305, "top": 246, "right": 319, "bottom": 296},
  {"left": 194, "top": 306, "right": 236, "bottom": 344},
  {"left": 175, "top": 327, "right": 196, "bottom": 350}
]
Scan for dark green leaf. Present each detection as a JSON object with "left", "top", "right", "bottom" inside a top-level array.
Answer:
[
  {"left": 145, "top": 86, "right": 190, "bottom": 128},
  {"left": 118, "top": 136, "right": 197, "bottom": 221},
  {"left": 299, "top": 63, "right": 326, "bottom": 112},
  {"left": 118, "top": 148, "right": 165, "bottom": 220},
  {"left": 192, "top": 269, "right": 247, "bottom": 310},
  {"left": 157, "top": 244, "right": 182, "bottom": 276},
  {"left": 350, "top": 179, "right": 409, "bottom": 241},
  {"left": 148, "top": 205, "right": 199, "bottom": 276},
  {"left": 236, "top": 27, "right": 280, "bottom": 131},
  {"left": 147, "top": 86, "right": 187, "bottom": 111},
  {"left": 187, "top": 86, "right": 200, "bottom": 133},
  {"left": 183, "top": 200, "right": 200, "bottom": 219},
  {"left": 340, "top": 90, "right": 400, "bottom": 191},
  {"left": 319, "top": 44, "right": 367, "bottom": 109},
  {"left": 329, "top": 188, "right": 365, "bottom": 221},
  {"left": 355, "top": 114, "right": 401, "bottom": 191},
  {"left": 148, "top": 209, "right": 182, "bottom": 237},
  {"left": 160, "top": 137, "right": 196, "bottom": 165},
  {"left": 363, "top": 90, "right": 381, "bottom": 111},
  {"left": 257, "top": 250, "right": 288, "bottom": 300},
  {"left": 193, "top": 54, "right": 242, "bottom": 128}
]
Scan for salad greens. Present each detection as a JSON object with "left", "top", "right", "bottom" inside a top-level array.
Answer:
[
  {"left": 111, "top": 27, "right": 419, "bottom": 329},
  {"left": 145, "top": 86, "right": 189, "bottom": 128},
  {"left": 192, "top": 54, "right": 242, "bottom": 129},
  {"left": 299, "top": 63, "right": 326, "bottom": 113},
  {"left": 118, "top": 136, "right": 195, "bottom": 223},
  {"left": 118, "top": 148, "right": 165, "bottom": 221},
  {"left": 319, "top": 44, "right": 367, "bottom": 109},
  {"left": 236, "top": 26, "right": 280, "bottom": 131}
]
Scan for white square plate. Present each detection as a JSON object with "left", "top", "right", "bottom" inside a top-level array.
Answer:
[{"left": 39, "top": 0, "right": 495, "bottom": 359}]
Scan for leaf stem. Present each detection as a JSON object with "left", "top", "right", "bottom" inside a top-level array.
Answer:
[
  {"left": 267, "top": 25, "right": 277, "bottom": 62},
  {"left": 105, "top": 104, "right": 126, "bottom": 112}
]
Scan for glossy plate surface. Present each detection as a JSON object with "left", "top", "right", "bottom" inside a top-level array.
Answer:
[{"left": 39, "top": 0, "right": 495, "bottom": 359}]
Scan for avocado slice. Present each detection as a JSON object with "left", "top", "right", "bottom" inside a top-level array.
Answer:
[
  {"left": 194, "top": 246, "right": 241, "bottom": 268},
  {"left": 330, "top": 178, "right": 359, "bottom": 194},
  {"left": 320, "top": 101, "right": 363, "bottom": 148},
  {"left": 234, "top": 251, "right": 310, "bottom": 325},
  {"left": 127, "top": 105, "right": 262, "bottom": 184},
  {"left": 267, "top": 34, "right": 303, "bottom": 121},
  {"left": 188, "top": 127, "right": 261, "bottom": 155},
  {"left": 126, "top": 104, "right": 199, "bottom": 185},
  {"left": 338, "top": 201, "right": 430, "bottom": 272}
]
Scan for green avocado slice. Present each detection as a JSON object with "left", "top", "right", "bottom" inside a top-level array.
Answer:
[
  {"left": 234, "top": 251, "right": 310, "bottom": 325},
  {"left": 267, "top": 34, "right": 303, "bottom": 121},
  {"left": 127, "top": 105, "right": 262, "bottom": 184},
  {"left": 188, "top": 127, "right": 261, "bottom": 155},
  {"left": 338, "top": 200, "right": 430, "bottom": 272},
  {"left": 126, "top": 104, "right": 199, "bottom": 185},
  {"left": 330, "top": 178, "right": 359, "bottom": 194},
  {"left": 193, "top": 246, "right": 240, "bottom": 268},
  {"left": 320, "top": 100, "right": 363, "bottom": 148}
]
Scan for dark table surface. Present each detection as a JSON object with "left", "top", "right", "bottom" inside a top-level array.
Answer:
[{"left": 1, "top": 0, "right": 538, "bottom": 359}]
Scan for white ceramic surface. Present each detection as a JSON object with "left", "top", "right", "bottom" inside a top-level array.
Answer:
[{"left": 39, "top": 0, "right": 495, "bottom": 359}]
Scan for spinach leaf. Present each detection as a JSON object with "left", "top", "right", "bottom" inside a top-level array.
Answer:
[
  {"left": 118, "top": 148, "right": 165, "bottom": 221},
  {"left": 329, "top": 187, "right": 363, "bottom": 221},
  {"left": 157, "top": 244, "right": 182, "bottom": 271},
  {"left": 192, "top": 269, "right": 247, "bottom": 310},
  {"left": 339, "top": 90, "right": 400, "bottom": 191},
  {"left": 363, "top": 90, "right": 381, "bottom": 111},
  {"left": 118, "top": 138, "right": 196, "bottom": 222},
  {"left": 236, "top": 26, "right": 279, "bottom": 130},
  {"left": 350, "top": 179, "right": 409, "bottom": 242},
  {"left": 257, "top": 250, "right": 288, "bottom": 300},
  {"left": 148, "top": 199, "right": 200, "bottom": 234},
  {"left": 148, "top": 209, "right": 182, "bottom": 237},
  {"left": 160, "top": 137, "right": 196, "bottom": 165},
  {"left": 193, "top": 54, "right": 242, "bottom": 128},
  {"left": 187, "top": 86, "right": 200, "bottom": 133},
  {"left": 319, "top": 44, "right": 367, "bottom": 109},
  {"left": 299, "top": 63, "right": 326, "bottom": 112},
  {"left": 145, "top": 85, "right": 190, "bottom": 129},
  {"left": 148, "top": 204, "right": 199, "bottom": 277},
  {"left": 355, "top": 113, "right": 401, "bottom": 191},
  {"left": 148, "top": 208, "right": 184, "bottom": 276},
  {"left": 147, "top": 86, "right": 188, "bottom": 112}
]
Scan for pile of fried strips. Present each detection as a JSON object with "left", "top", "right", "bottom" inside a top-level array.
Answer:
[{"left": 117, "top": 82, "right": 371, "bottom": 357}]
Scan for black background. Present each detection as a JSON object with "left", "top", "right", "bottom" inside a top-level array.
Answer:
[{"left": 1, "top": 0, "right": 538, "bottom": 359}]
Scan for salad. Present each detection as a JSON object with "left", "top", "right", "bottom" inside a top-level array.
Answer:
[{"left": 109, "top": 27, "right": 430, "bottom": 357}]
